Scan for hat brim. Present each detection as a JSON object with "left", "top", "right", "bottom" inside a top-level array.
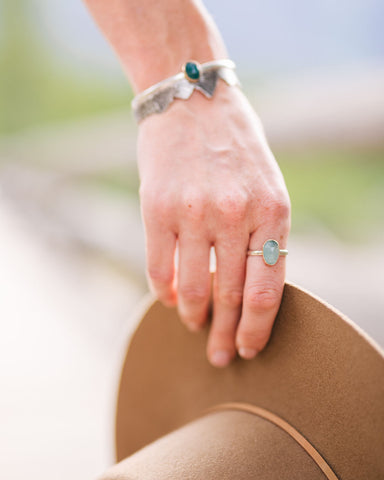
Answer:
[{"left": 115, "top": 283, "right": 384, "bottom": 479}]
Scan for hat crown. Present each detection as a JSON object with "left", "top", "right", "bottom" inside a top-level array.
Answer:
[{"left": 102, "top": 408, "right": 332, "bottom": 479}]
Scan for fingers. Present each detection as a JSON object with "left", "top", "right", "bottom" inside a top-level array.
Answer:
[
  {"left": 142, "top": 179, "right": 289, "bottom": 368},
  {"left": 145, "top": 222, "right": 177, "bottom": 307},
  {"left": 177, "top": 232, "right": 212, "bottom": 332},
  {"left": 236, "top": 230, "right": 288, "bottom": 359},
  {"left": 145, "top": 203, "right": 289, "bottom": 367},
  {"left": 206, "top": 237, "right": 247, "bottom": 367}
]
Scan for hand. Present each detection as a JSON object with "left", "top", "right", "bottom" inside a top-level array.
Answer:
[{"left": 137, "top": 82, "right": 291, "bottom": 367}]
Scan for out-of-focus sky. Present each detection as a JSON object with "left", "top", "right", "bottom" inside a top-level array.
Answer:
[
  {"left": 2, "top": 0, "right": 383, "bottom": 134},
  {"left": 207, "top": 0, "right": 384, "bottom": 73},
  {"left": 6, "top": 0, "right": 384, "bottom": 76}
]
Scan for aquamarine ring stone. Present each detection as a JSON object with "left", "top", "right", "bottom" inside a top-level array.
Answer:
[{"left": 247, "top": 239, "right": 288, "bottom": 266}]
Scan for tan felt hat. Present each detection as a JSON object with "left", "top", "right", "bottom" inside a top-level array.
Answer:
[{"left": 101, "top": 283, "right": 384, "bottom": 480}]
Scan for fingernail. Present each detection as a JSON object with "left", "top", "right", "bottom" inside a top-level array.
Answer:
[
  {"left": 238, "top": 347, "right": 258, "bottom": 360},
  {"left": 210, "top": 350, "right": 232, "bottom": 368}
]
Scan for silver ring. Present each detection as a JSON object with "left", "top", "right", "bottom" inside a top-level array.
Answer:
[{"left": 247, "top": 239, "right": 288, "bottom": 266}]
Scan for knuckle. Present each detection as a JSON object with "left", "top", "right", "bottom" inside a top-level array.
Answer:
[
  {"left": 237, "top": 325, "right": 271, "bottom": 349},
  {"left": 179, "top": 284, "right": 209, "bottom": 304},
  {"left": 139, "top": 183, "right": 154, "bottom": 205},
  {"left": 216, "top": 191, "right": 248, "bottom": 222},
  {"left": 245, "top": 283, "right": 281, "bottom": 312},
  {"left": 265, "top": 195, "right": 291, "bottom": 221},
  {"left": 217, "top": 288, "right": 243, "bottom": 308},
  {"left": 142, "top": 190, "right": 172, "bottom": 217},
  {"left": 181, "top": 190, "right": 207, "bottom": 222},
  {"left": 147, "top": 267, "right": 173, "bottom": 286},
  {"left": 156, "top": 197, "right": 174, "bottom": 217}
]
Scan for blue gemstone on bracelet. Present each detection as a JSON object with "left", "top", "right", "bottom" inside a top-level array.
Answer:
[
  {"left": 263, "top": 240, "right": 280, "bottom": 266},
  {"left": 185, "top": 61, "right": 200, "bottom": 81}
]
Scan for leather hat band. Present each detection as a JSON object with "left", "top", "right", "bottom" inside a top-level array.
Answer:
[{"left": 207, "top": 403, "right": 338, "bottom": 480}]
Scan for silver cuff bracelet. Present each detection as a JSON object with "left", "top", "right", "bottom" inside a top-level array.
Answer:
[{"left": 131, "top": 59, "right": 241, "bottom": 123}]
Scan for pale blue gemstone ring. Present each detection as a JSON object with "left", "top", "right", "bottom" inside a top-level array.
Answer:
[{"left": 247, "top": 239, "right": 288, "bottom": 266}]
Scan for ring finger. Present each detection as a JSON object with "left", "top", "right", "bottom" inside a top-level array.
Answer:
[{"left": 236, "top": 230, "right": 288, "bottom": 358}]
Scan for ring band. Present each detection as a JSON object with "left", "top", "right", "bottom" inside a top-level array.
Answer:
[{"left": 247, "top": 239, "right": 288, "bottom": 266}]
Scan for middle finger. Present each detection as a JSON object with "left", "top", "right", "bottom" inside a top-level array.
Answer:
[
  {"left": 207, "top": 235, "right": 248, "bottom": 367},
  {"left": 177, "top": 231, "right": 212, "bottom": 332}
]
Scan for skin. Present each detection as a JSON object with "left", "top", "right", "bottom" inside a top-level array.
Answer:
[{"left": 84, "top": 0, "right": 291, "bottom": 367}]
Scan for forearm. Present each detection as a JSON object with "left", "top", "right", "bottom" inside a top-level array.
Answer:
[{"left": 83, "top": 0, "right": 228, "bottom": 92}]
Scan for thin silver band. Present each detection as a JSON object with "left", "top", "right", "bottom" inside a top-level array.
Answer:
[{"left": 247, "top": 250, "right": 288, "bottom": 256}]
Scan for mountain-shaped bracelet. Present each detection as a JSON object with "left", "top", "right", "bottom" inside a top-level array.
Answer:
[{"left": 131, "top": 59, "right": 241, "bottom": 123}]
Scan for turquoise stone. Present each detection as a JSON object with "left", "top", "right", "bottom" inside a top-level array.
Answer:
[
  {"left": 185, "top": 61, "right": 200, "bottom": 80},
  {"left": 263, "top": 240, "right": 280, "bottom": 266}
]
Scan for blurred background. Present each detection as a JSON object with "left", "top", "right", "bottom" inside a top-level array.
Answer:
[{"left": 0, "top": 0, "right": 383, "bottom": 478}]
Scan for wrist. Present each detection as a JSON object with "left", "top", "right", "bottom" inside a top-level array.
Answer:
[
  {"left": 170, "top": 80, "right": 240, "bottom": 116},
  {"left": 132, "top": 60, "right": 240, "bottom": 123},
  {"left": 125, "top": 47, "right": 226, "bottom": 93},
  {"left": 112, "top": 2, "right": 227, "bottom": 92}
]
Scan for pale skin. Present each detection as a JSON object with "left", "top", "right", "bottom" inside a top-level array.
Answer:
[{"left": 84, "top": 0, "right": 291, "bottom": 367}]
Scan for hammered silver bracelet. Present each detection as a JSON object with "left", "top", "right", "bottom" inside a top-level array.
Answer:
[{"left": 131, "top": 59, "right": 241, "bottom": 123}]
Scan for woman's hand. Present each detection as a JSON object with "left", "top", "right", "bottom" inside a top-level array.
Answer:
[{"left": 138, "top": 82, "right": 291, "bottom": 367}]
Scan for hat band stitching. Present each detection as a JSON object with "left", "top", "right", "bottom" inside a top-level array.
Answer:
[{"left": 206, "top": 402, "right": 338, "bottom": 480}]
